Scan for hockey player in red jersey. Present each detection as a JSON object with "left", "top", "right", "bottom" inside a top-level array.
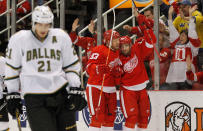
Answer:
[
  {"left": 86, "top": 29, "right": 121, "bottom": 131},
  {"left": 119, "top": 29, "right": 156, "bottom": 131}
]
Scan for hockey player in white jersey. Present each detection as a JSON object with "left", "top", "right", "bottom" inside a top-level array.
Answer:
[
  {"left": 4, "top": 5, "right": 86, "bottom": 131},
  {"left": 0, "top": 55, "right": 9, "bottom": 131}
]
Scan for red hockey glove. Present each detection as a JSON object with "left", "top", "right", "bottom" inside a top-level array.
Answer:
[
  {"left": 112, "top": 67, "right": 123, "bottom": 78},
  {"left": 96, "top": 64, "right": 110, "bottom": 75},
  {"left": 144, "top": 29, "right": 156, "bottom": 44}
]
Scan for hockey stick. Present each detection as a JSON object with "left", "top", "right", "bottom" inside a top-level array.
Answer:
[
  {"left": 16, "top": 109, "right": 22, "bottom": 131},
  {"left": 95, "top": 9, "right": 116, "bottom": 119},
  {"left": 0, "top": 102, "right": 7, "bottom": 111}
]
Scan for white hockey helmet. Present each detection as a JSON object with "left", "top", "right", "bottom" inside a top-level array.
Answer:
[{"left": 32, "top": 5, "right": 54, "bottom": 29}]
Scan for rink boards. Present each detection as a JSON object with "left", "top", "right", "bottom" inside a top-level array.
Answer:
[{"left": 9, "top": 91, "right": 203, "bottom": 131}]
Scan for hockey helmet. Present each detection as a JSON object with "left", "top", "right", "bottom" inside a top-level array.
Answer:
[
  {"left": 119, "top": 36, "right": 132, "bottom": 46},
  {"left": 103, "top": 29, "right": 120, "bottom": 45},
  {"left": 32, "top": 5, "right": 54, "bottom": 29}
]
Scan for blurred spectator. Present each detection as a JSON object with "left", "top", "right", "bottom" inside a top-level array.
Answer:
[
  {"left": 0, "top": 0, "right": 6, "bottom": 14},
  {"left": 186, "top": 55, "right": 203, "bottom": 89},
  {"left": 17, "top": 0, "right": 31, "bottom": 15},
  {"left": 69, "top": 18, "right": 97, "bottom": 70},
  {"left": 123, "top": 7, "right": 169, "bottom": 40},
  {"left": 149, "top": 33, "right": 171, "bottom": 90},
  {"left": 166, "top": 6, "right": 201, "bottom": 90},
  {"left": 173, "top": 0, "right": 203, "bottom": 48},
  {"left": 0, "top": 0, "right": 7, "bottom": 49},
  {"left": 16, "top": 0, "right": 31, "bottom": 31}
]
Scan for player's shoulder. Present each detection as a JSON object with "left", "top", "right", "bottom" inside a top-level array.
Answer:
[
  {"left": 0, "top": 56, "right": 6, "bottom": 63},
  {"left": 10, "top": 30, "right": 30, "bottom": 40},
  {"left": 192, "top": 10, "right": 202, "bottom": 17},
  {"left": 91, "top": 45, "right": 106, "bottom": 52}
]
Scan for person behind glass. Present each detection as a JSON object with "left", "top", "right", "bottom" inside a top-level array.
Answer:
[
  {"left": 4, "top": 5, "right": 86, "bottom": 131},
  {"left": 149, "top": 33, "right": 171, "bottom": 90},
  {"left": 166, "top": 6, "right": 201, "bottom": 90},
  {"left": 119, "top": 29, "right": 156, "bottom": 131}
]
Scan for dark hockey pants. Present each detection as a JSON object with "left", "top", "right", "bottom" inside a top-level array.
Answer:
[{"left": 24, "top": 91, "right": 77, "bottom": 131}]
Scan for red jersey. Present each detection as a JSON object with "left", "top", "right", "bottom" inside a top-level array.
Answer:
[
  {"left": 130, "top": 14, "right": 154, "bottom": 38},
  {"left": 17, "top": 1, "right": 31, "bottom": 14},
  {"left": 149, "top": 47, "right": 171, "bottom": 85},
  {"left": 0, "top": 0, "right": 6, "bottom": 14},
  {"left": 69, "top": 32, "right": 96, "bottom": 70},
  {"left": 69, "top": 32, "right": 96, "bottom": 58},
  {"left": 120, "top": 38, "right": 154, "bottom": 91},
  {"left": 186, "top": 71, "right": 203, "bottom": 84},
  {"left": 86, "top": 45, "right": 121, "bottom": 93}
]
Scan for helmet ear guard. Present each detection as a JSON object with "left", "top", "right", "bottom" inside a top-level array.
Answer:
[{"left": 32, "top": 5, "right": 54, "bottom": 31}]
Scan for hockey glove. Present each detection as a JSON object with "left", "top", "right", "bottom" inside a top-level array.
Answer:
[
  {"left": 6, "top": 92, "right": 23, "bottom": 117},
  {"left": 66, "top": 87, "right": 87, "bottom": 111},
  {"left": 96, "top": 64, "right": 110, "bottom": 75}
]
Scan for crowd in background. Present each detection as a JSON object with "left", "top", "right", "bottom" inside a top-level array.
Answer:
[{"left": 0, "top": 0, "right": 203, "bottom": 90}]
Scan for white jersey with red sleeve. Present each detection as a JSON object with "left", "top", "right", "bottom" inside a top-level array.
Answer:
[
  {"left": 86, "top": 45, "right": 121, "bottom": 93},
  {"left": 120, "top": 38, "right": 154, "bottom": 91},
  {"left": 166, "top": 19, "right": 200, "bottom": 83}
]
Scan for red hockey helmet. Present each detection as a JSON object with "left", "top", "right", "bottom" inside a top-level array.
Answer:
[
  {"left": 103, "top": 29, "right": 120, "bottom": 45},
  {"left": 119, "top": 36, "right": 132, "bottom": 46}
]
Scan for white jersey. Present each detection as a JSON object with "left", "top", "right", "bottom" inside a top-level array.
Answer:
[
  {"left": 5, "top": 29, "right": 81, "bottom": 95},
  {"left": 0, "top": 56, "right": 6, "bottom": 98}
]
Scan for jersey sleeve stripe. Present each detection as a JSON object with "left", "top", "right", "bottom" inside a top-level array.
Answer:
[
  {"left": 6, "top": 63, "right": 21, "bottom": 70},
  {"left": 65, "top": 70, "right": 80, "bottom": 76},
  {"left": 4, "top": 75, "right": 19, "bottom": 81},
  {"left": 63, "top": 59, "right": 79, "bottom": 70}
]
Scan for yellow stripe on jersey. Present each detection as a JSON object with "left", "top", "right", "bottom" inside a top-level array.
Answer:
[
  {"left": 63, "top": 59, "right": 79, "bottom": 70},
  {"left": 6, "top": 63, "right": 21, "bottom": 70},
  {"left": 65, "top": 124, "right": 77, "bottom": 130},
  {"left": 173, "top": 11, "right": 203, "bottom": 47},
  {"left": 4, "top": 75, "right": 19, "bottom": 81}
]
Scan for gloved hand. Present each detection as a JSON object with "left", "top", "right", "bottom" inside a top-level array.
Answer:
[
  {"left": 112, "top": 67, "right": 123, "bottom": 86},
  {"left": 6, "top": 92, "right": 23, "bottom": 117},
  {"left": 96, "top": 64, "right": 110, "bottom": 75},
  {"left": 112, "top": 66, "right": 123, "bottom": 78},
  {"left": 66, "top": 87, "right": 87, "bottom": 111}
]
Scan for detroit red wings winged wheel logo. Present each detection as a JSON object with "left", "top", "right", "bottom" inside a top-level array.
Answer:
[{"left": 123, "top": 54, "right": 138, "bottom": 73}]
